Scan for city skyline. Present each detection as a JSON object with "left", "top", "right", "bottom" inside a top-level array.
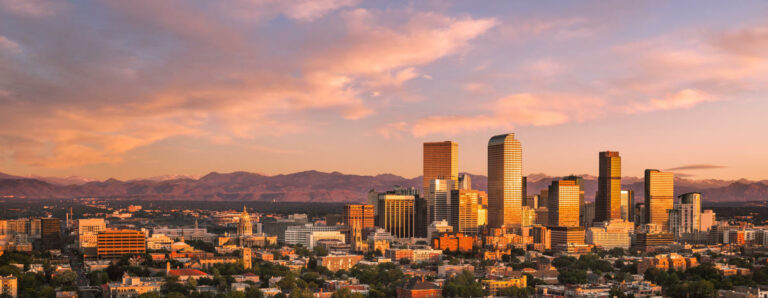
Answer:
[{"left": 1, "top": 1, "right": 768, "bottom": 180}]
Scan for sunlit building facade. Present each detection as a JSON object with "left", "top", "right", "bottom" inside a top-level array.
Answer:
[
  {"left": 377, "top": 194, "right": 416, "bottom": 238},
  {"left": 423, "top": 141, "right": 458, "bottom": 193},
  {"left": 97, "top": 229, "right": 147, "bottom": 259},
  {"left": 645, "top": 169, "right": 674, "bottom": 231},
  {"left": 487, "top": 133, "right": 523, "bottom": 228},
  {"left": 450, "top": 189, "right": 481, "bottom": 234},
  {"left": 548, "top": 180, "right": 580, "bottom": 228}
]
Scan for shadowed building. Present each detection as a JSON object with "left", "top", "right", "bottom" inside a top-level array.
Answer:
[
  {"left": 487, "top": 133, "right": 523, "bottom": 228},
  {"left": 645, "top": 169, "right": 674, "bottom": 231},
  {"left": 595, "top": 151, "right": 621, "bottom": 222}
]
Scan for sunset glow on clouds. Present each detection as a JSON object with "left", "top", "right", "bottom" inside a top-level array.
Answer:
[{"left": 1, "top": 1, "right": 767, "bottom": 180}]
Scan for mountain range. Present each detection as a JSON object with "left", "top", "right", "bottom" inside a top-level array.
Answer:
[{"left": 0, "top": 171, "right": 767, "bottom": 204}]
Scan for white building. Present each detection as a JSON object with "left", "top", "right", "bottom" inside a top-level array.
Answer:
[
  {"left": 428, "top": 179, "right": 454, "bottom": 224},
  {"left": 284, "top": 224, "right": 342, "bottom": 247},
  {"left": 700, "top": 209, "right": 716, "bottom": 232},
  {"left": 307, "top": 231, "right": 345, "bottom": 249},
  {"left": 669, "top": 192, "right": 701, "bottom": 236},
  {"left": 427, "top": 220, "right": 453, "bottom": 240},
  {"left": 147, "top": 234, "right": 174, "bottom": 250}
]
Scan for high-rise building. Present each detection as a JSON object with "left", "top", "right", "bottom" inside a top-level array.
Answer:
[
  {"left": 582, "top": 202, "right": 595, "bottom": 228},
  {"left": 428, "top": 179, "right": 454, "bottom": 224},
  {"left": 548, "top": 180, "right": 580, "bottom": 228},
  {"left": 669, "top": 192, "right": 701, "bottom": 236},
  {"left": 423, "top": 141, "right": 458, "bottom": 193},
  {"left": 596, "top": 151, "right": 621, "bottom": 222},
  {"left": 563, "top": 175, "right": 585, "bottom": 226},
  {"left": 620, "top": 190, "right": 635, "bottom": 222},
  {"left": 377, "top": 194, "right": 416, "bottom": 238},
  {"left": 40, "top": 218, "right": 61, "bottom": 250},
  {"left": 343, "top": 204, "right": 374, "bottom": 231},
  {"left": 450, "top": 189, "right": 482, "bottom": 234},
  {"left": 645, "top": 169, "right": 674, "bottom": 230},
  {"left": 237, "top": 207, "right": 253, "bottom": 237},
  {"left": 521, "top": 206, "right": 536, "bottom": 227},
  {"left": 97, "top": 229, "right": 147, "bottom": 259},
  {"left": 487, "top": 133, "right": 523, "bottom": 228}
]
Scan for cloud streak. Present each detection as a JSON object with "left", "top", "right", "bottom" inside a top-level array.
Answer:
[{"left": 665, "top": 164, "right": 727, "bottom": 171}]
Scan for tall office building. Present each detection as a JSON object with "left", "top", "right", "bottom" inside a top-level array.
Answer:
[
  {"left": 97, "top": 229, "right": 147, "bottom": 259},
  {"left": 377, "top": 194, "right": 416, "bottom": 238},
  {"left": 450, "top": 189, "right": 482, "bottom": 234},
  {"left": 40, "top": 218, "right": 62, "bottom": 250},
  {"left": 620, "top": 190, "right": 635, "bottom": 222},
  {"left": 487, "top": 133, "right": 523, "bottom": 228},
  {"left": 423, "top": 141, "right": 458, "bottom": 193},
  {"left": 428, "top": 179, "right": 454, "bottom": 223},
  {"left": 645, "top": 169, "right": 674, "bottom": 230},
  {"left": 343, "top": 204, "right": 374, "bottom": 231},
  {"left": 595, "top": 151, "right": 621, "bottom": 222},
  {"left": 669, "top": 192, "right": 701, "bottom": 236},
  {"left": 563, "top": 175, "right": 585, "bottom": 226},
  {"left": 547, "top": 180, "right": 580, "bottom": 228}
]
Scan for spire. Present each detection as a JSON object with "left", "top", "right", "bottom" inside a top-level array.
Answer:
[{"left": 195, "top": 219, "right": 199, "bottom": 231}]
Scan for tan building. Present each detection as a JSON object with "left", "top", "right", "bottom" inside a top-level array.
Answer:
[
  {"left": 423, "top": 141, "right": 458, "bottom": 193},
  {"left": 596, "top": 151, "right": 621, "bottom": 222},
  {"left": 487, "top": 133, "right": 523, "bottom": 228},
  {"left": 318, "top": 254, "right": 364, "bottom": 272},
  {"left": 645, "top": 169, "right": 674, "bottom": 230},
  {"left": 97, "top": 229, "right": 147, "bottom": 259},
  {"left": 548, "top": 180, "right": 580, "bottom": 227},
  {"left": 377, "top": 195, "right": 416, "bottom": 238},
  {"left": 78, "top": 218, "right": 106, "bottom": 253},
  {"left": 450, "top": 189, "right": 482, "bottom": 234},
  {"left": 482, "top": 276, "right": 527, "bottom": 296},
  {"left": 0, "top": 276, "right": 17, "bottom": 298}
]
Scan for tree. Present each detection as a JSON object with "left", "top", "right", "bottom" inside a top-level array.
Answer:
[
  {"left": 313, "top": 246, "right": 329, "bottom": 257},
  {"left": 289, "top": 288, "right": 314, "bottom": 298},
  {"left": 442, "top": 271, "right": 483, "bottom": 298},
  {"left": 497, "top": 286, "right": 531, "bottom": 297},
  {"left": 557, "top": 269, "right": 587, "bottom": 285},
  {"left": 138, "top": 292, "right": 161, "bottom": 298},
  {"left": 552, "top": 256, "right": 577, "bottom": 269},
  {"left": 277, "top": 274, "right": 297, "bottom": 291},
  {"left": 52, "top": 271, "right": 77, "bottom": 286},
  {"left": 331, "top": 288, "right": 365, "bottom": 298}
]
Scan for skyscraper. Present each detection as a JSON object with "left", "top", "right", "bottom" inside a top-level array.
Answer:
[
  {"left": 547, "top": 180, "right": 580, "bottom": 227},
  {"left": 487, "top": 133, "right": 523, "bottom": 228},
  {"left": 377, "top": 194, "right": 416, "bottom": 238},
  {"left": 41, "top": 218, "right": 61, "bottom": 250},
  {"left": 428, "top": 179, "right": 454, "bottom": 224},
  {"left": 645, "top": 169, "right": 674, "bottom": 230},
  {"left": 620, "top": 190, "right": 635, "bottom": 222},
  {"left": 458, "top": 173, "right": 472, "bottom": 190},
  {"left": 596, "top": 151, "right": 621, "bottom": 222},
  {"left": 669, "top": 192, "right": 701, "bottom": 236},
  {"left": 450, "top": 189, "right": 482, "bottom": 234},
  {"left": 423, "top": 141, "right": 458, "bottom": 193},
  {"left": 563, "top": 175, "right": 585, "bottom": 226}
]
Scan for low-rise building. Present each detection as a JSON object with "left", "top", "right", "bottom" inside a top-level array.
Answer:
[{"left": 318, "top": 254, "right": 364, "bottom": 272}]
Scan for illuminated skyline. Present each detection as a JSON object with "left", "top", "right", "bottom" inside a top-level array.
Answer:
[{"left": 1, "top": 1, "right": 768, "bottom": 180}]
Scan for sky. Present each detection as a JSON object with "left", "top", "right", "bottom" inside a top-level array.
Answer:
[{"left": 1, "top": 0, "right": 768, "bottom": 181}]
